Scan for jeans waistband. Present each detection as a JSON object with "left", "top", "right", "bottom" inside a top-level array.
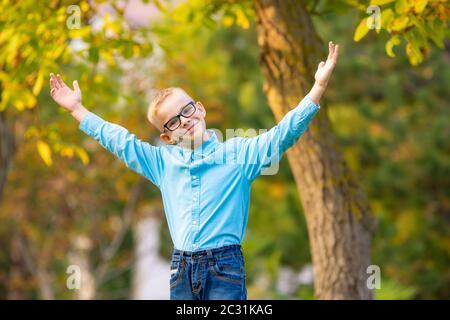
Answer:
[{"left": 172, "top": 244, "right": 242, "bottom": 261}]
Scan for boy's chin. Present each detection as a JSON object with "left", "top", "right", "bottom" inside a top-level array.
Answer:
[
  {"left": 186, "top": 130, "right": 204, "bottom": 141},
  {"left": 179, "top": 130, "right": 201, "bottom": 142}
]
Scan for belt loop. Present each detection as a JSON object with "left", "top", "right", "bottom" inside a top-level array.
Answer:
[
  {"left": 206, "top": 249, "right": 214, "bottom": 266},
  {"left": 181, "top": 250, "right": 189, "bottom": 266},
  {"left": 180, "top": 255, "right": 185, "bottom": 267}
]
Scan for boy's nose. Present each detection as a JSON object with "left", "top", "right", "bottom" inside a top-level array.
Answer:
[{"left": 181, "top": 118, "right": 192, "bottom": 128}]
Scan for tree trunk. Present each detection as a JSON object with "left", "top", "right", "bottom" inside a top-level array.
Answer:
[
  {"left": 0, "top": 110, "right": 15, "bottom": 206},
  {"left": 254, "top": 0, "right": 378, "bottom": 299}
]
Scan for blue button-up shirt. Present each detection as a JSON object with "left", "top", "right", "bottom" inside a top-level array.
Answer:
[{"left": 79, "top": 95, "right": 320, "bottom": 251}]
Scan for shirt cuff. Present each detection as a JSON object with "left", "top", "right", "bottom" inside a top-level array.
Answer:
[
  {"left": 79, "top": 112, "right": 105, "bottom": 136},
  {"left": 303, "top": 94, "right": 321, "bottom": 111}
]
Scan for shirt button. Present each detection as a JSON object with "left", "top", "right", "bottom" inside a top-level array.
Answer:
[
  {"left": 193, "top": 244, "right": 198, "bottom": 248},
  {"left": 192, "top": 175, "right": 197, "bottom": 179},
  {"left": 193, "top": 221, "right": 198, "bottom": 225}
]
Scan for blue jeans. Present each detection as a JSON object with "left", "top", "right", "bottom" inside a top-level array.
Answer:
[{"left": 169, "top": 244, "right": 247, "bottom": 300}]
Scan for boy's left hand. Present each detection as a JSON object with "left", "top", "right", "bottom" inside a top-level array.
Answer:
[{"left": 314, "top": 41, "right": 339, "bottom": 87}]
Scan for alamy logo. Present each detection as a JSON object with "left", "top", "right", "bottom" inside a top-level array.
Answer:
[
  {"left": 366, "top": 265, "right": 381, "bottom": 289},
  {"left": 66, "top": 264, "right": 81, "bottom": 290},
  {"left": 366, "top": 5, "right": 381, "bottom": 30},
  {"left": 66, "top": 5, "right": 81, "bottom": 30}
]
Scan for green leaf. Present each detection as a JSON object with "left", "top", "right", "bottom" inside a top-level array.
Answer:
[
  {"left": 89, "top": 46, "right": 99, "bottom": 64},
  {"left": 420, "top": 19, "right": 445, "bottom": 49}
]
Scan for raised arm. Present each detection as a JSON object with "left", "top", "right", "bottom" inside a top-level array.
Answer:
[
  {"left": 49, "top": 73, "right": 164, "bottom": 186},
  {"left": 236, "top": 41, "right": 339, "bottom": 182}
]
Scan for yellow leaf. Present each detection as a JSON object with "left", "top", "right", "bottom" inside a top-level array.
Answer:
[
  {"left": 32, "top": 70, "right": 44, "bottom": 95},
  {"left": 80, "top": 1, "right": 90, "bottom": 12},
  {"left": 386, "top": 35, "right": 401, "bottom": 57},
  {"left": 223, "top": 15, "right": 234, "bottom": 27},
  {"left": 14, "top": 99, "right": 25, "bottom": 111},
  {"left": 133, "top": 44, "right": 140, "bottom": 56},
  {"left": 406, "top": 42, "right": 423, "bottom": 66},
  {"left": 390, "top": 16, "right": 410, "bottom": 31},
  {"left": 100, "top": 50, "right": 115, "bottom": 66},
  {"left": 370, "top": 0, "right": 395, "bottom": 5},
  {"left": 25, "top": 93, "right": 37, "bottom": 109},
  {"left": 60, "top": 146, "right": 75, "bottom": 158},
  {"left": 0, "top": 89, "right": 11, "bottom": 111},
  {"left": 414, "top": 0, "right": 429, "bottom": 13},
  {"left": 94, "top": 74, "right": 104, "bottom": 84},
  {"left": 37, "top": 140, "right": 53, "bottom": 166},
  {"left": 380, "top": 9, "right": 394, "bottom": 29},
  {"left": 354, "top": 18, "right": 370, "bottom": 42},
  {"left": 395, "top": 0, "right": 413, "bottom": 13},
  {"left": 50, "top": 45, "right": 66, "bottom": 60},
  {"left": 236, "top": 10, "right": 249, "bottom": 29},
  {"left": 76, "top": 147, "right": 90, "bottom": 165}
]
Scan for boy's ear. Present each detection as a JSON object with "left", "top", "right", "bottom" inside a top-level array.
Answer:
[
  {"left": 160, "top": 133, "right": 176, "bottom": 145},
  {"left": 196, "top": 101, "right": 206, "bottom": 116}
]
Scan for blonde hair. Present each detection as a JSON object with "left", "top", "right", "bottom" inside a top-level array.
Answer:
[{"left": 147, "top": 87, "right": 181, "bottom": 129}]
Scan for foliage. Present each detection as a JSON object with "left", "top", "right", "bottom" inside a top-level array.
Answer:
[
  {"left": 353, "top": 0, "right": 449, "bottom": 65},
  {"left": 0, "top": 0, "right": 152, "bottom": 166}
]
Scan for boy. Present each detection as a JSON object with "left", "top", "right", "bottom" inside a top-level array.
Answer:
[{"left": 50, "top": 41, "right": 339, "bottom": 300}]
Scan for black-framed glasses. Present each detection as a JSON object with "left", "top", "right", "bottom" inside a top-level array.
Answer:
[{"left": 163, "top": 101, "right": 197, "bottom": 132}]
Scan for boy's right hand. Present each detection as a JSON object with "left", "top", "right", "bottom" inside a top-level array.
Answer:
[{"left": 49, "top": 73, "right": 82, "bottom": 112}]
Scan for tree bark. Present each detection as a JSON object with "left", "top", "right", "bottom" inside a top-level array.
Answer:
[
  {"left": 254, "top": 0, "right": 378, "bottom": 299},
  {"left": 0, "top": 110, "right": 15, "bottom": 206}
]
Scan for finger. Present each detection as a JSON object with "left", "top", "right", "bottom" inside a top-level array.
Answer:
[
  {"left": 50, "top": 88, "right": 56, "bottom": 96},
  {"left": 73, "top": 80, "right": 80, "bottom": 93},
  {"left": 318, "top": 61, "right": 325, "bottom": 69},
  {"left": 56, "top": 74, "right": 66, "bottom": 88},
  {"left": 333, "top": 44, "right": 340, "bottom": 61},
  {"left": 49, "top": 73, "right": 54, "bottom": 89},
  {"left": 52, "top": 74, "right": 61, "bottom": 89},
  {"left": 328, "top": 41, "right": 334, "bottom": 60},
  {"left": 331, "top": 45, "right": 339, "bottom": 65}
]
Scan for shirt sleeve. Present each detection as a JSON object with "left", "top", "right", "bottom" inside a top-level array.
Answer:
[
  {"left": 236, "top": 95, "right": 320, "bottom": 182},
  {"left": 79, "top": 112, "right": 163, "bottom": 186}
]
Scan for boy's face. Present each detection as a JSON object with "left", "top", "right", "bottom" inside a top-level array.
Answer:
[{"left": 155, "top": 89, "right": 207, "bottom": 146}]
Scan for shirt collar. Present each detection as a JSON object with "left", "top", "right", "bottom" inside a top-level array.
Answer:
[{"left": 181, "top": 129, "right": 220, "bottom": 161}]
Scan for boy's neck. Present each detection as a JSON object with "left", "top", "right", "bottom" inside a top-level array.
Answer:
[{"left": 178, "top": 129, "right": 212, "bottom": 151}]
